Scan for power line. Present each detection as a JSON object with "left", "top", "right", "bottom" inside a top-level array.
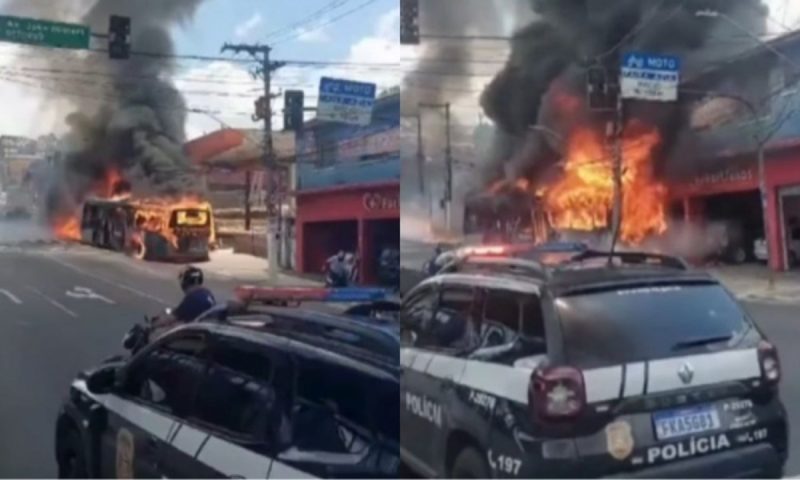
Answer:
[
  {"left": 263, "top": 0, "right": 352, "bottom": 41},
  {"left": 273, "top": 0, "right": 381, "bottom": 46},
  {"left": 419, "top": 34, "right": 512, "bottom": 41}
]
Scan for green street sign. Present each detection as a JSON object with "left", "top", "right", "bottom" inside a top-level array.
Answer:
[{"left": 0, "top": 15, "right": 90, "bottom": 50}]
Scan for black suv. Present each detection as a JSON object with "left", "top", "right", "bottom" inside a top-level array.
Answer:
[
  {"left": 400, "top": 251, "right": 787, "bottom": 478},
  {"left": 56, "top": 298, "right": 399, "bottom": 479}
]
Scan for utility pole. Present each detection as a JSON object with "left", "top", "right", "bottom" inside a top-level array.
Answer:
[
  {"left": 416, "top": 114, "right": 424, "bottom": 194},
  {"left": 609, "top": 90, "right": 624, "bottom": 257},
  {"left": 444, "top": 103, "right": 453, "bottom": 232},
  {"left": 222, "top": 42, "right": 285, "bottom": 282},
  {"left": 419, "top": 102, "right": 453, "bottom": 232}
]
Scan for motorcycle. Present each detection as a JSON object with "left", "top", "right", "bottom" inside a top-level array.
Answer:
[{"left": 104, "top": 308, "right": 170, "bottom": 363}]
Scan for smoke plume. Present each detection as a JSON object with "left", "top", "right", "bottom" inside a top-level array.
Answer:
[
  {"left": 5, "top": 0, "right": 206, "bottom": 223},
  {"left": 479, "top": 0, "right": 768, "bottom": 184}
]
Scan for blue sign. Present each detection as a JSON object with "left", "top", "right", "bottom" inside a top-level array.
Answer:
[
  {"left": 620, "top": 52, "right": 681, "bottom": 102},
  {"left": 318, "top": 77, "right": 377, "bottom": 126}
]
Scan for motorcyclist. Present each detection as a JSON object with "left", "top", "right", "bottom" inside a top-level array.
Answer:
[
  {"left": 324, "top": 250, "right": 350, "bottom": 287},
  {"left": 150, "top": 266, "right": 216, "bottom": 340}
]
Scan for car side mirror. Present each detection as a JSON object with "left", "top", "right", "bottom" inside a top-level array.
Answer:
[{"left": 86, "top": 367, "right": 118, "bottom": 395}]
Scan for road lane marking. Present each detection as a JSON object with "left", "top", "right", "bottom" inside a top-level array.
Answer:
[
  {"left": 66, "top": 286, "right": 116, "bottom": 304},
  {"left": 41, "top": 255, "right": 169, "bottom": 305},
  {"left": 25, "top": 286, "right": 78, "bottom": 318},
  {"left": 0, "top": 288, "right": 21, "bottom": 304}
]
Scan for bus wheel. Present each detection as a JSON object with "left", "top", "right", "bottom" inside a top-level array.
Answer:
[{"left": 131, "top": 241, "right": 146, "bottom": 260}]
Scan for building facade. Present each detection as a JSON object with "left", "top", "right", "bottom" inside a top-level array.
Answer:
[
  {"left": 294, "top": 91, "right": 400, "bottom": 284},
  {"left": 670, "top": 31, "right": 800, "bottom": 271}
]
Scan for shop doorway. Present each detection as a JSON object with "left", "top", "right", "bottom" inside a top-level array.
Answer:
[
  {"left": 779, "top": 186, "right": 800, "bottom": 269},
  {"left": 364, "top": 219, "right": 400, "bottom": 286},
  {"left": 302, "top": 220, "right": 358, "bottom": 275},
  {"left": 702, "top": 190, "right": 763, "bottom": 264}
]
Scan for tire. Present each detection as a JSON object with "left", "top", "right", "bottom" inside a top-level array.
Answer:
[
  {"left": 731, "top": 247, "right": 747, "bottom": 264},
  {"left": 130, "top": 240, "right": 146, "bottom": 260},
  {"left": 451, "top": 447, "right": 490, "bottom": 479},
  {"left": 57, "top": 429, "right": 89, "bottom": 479}
]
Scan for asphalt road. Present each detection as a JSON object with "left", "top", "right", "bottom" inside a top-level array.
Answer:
[
  {"left": 0, "top": 236, "right": 798, "bottom": 477},
  {"left": 0, "top": 241, "right": 291, "bottom": 478}
]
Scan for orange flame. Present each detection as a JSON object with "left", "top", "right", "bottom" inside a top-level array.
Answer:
[
  {"left": 53, "top": 216, "right": 81, "bottom": 241},
  {"left": 541, "top": 124, "right": 667, "bottom": 244}
]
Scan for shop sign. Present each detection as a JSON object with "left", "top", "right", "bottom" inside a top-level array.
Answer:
[
  {"left": 691, "top": 167, "right": 754, "bottom": 187},
  {"left": 363, "top": 192, "right": 399, "bottom": 212},
  {"left": 339, "top": 129, "right": 399, "bottom": 160}
]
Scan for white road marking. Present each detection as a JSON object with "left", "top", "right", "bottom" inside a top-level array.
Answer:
[
  {"left": 26, "top": 286, "right": 78, "bottom": 318},
  {"left": 65, "top": 286, "right": 115, "bottom": 304},
  {"left": 42, "top": 255, "right": 169, "bottom": 305},
  {"left": 0, "top": 288, "right": 21, "bottom": 304}
]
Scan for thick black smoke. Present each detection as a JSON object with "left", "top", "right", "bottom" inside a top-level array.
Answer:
[
  {"left": 479, "top": 0, "right": 768, "bottom": 184},
  {"left": 6, "top": 0, "right": 206, "bottom": 223}
]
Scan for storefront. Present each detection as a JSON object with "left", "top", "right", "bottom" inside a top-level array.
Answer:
[
  {"left": 295, "top": 181, "right": 399, "bottom": 284},
  {"left": 670, "top": 145, "right": 800, "bottom": 271}
]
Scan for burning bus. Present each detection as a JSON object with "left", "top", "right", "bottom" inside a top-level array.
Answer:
[{"left": 79, "top": 196, "right": 215, "bottom": 262}]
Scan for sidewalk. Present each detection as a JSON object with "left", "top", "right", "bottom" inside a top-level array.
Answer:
[
  {"left": 707, "top": 264, "right": 800, "bottom": 305},
  {"left": 204, "top": 248, "right": 322, "bottom": 287}
]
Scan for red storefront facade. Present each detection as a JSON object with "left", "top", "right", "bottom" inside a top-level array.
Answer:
[
  {"left": 296, "top": 181, "right": 399, "bottom": 284},
  {"left": 671, "top": 144, "right": 800, "bottom": 271}
]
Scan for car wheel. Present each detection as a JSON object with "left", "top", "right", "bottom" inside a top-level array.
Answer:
[
  {"left": 731, "top": 247, "right": 747, "bottom": 264},
  {"left": 57, "top": 429, "right": 89, "bottom": 479},
  {"left": 451, "top": 447, "right": 490, "bottom": 479}
]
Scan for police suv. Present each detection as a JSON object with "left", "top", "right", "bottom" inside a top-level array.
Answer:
[
  {"left": 55, "top": 287, "right": 399, "bottom": 479},
  {"left": 400, "top": 251, "right": 787, "bottom": 478}
]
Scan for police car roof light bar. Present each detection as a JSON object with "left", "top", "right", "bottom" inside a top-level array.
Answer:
[{"left": 235, "top": 286, "right": 388, "bottom": 304}]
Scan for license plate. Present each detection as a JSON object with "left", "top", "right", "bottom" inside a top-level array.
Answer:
[{"left": 653, "top": 405, "right": 720, "bottom": 440}]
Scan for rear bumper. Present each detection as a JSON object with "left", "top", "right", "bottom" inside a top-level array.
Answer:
[{"left": 605, "top": 444, "right": 783, "bottom": 479}]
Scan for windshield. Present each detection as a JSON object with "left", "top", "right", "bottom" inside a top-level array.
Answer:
[
  {"left": 170, "top": 209, "right": 210, "bottom": 227},
  {"left": 555, "top": 284, "right": 756, "bottom": 368}
]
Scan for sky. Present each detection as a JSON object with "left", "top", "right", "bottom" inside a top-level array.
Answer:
[
  {"left": 0, "top": 0, "right": 797, "bottom": 140},
  {"left": 0, "top": 0, "right": 400, "bottom": 140}
]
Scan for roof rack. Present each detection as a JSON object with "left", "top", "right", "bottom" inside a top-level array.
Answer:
[
  {"left": 560, "top": 250, "right": 689, "bottom": 270},
  {"left": 440, "top": 255, "right": 550, "bottom": 280}
]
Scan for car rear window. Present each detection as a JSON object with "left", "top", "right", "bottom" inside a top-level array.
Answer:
[{"left": 555, "top": 283, "right": 754, "bottom": 368}]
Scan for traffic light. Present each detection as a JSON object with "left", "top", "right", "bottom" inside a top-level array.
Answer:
[
  {"left": 401, "top": 0, "right": 420, "bottom": 45},
  {"left": 108, "top": 15, "right": 131, "bottom": 60},
  {"left": 587, "top": 65, "right": 613, "bottom": 111},
  {"left": 284, "top": 90, "right": 305, "bottom": 131}
]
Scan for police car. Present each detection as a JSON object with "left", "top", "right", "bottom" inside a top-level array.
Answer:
[
  {"left": 400, "top": 250, "right": 788, "bottom": 478},
  {"left": 55, "top": 287, "right": 399, "bottom": 479}
]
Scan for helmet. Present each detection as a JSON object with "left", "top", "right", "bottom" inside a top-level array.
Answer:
[{"left": 179, "top": 266, "right": 204, "bottom": 291}]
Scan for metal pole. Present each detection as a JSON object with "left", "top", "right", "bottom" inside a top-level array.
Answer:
[
  {"left": 609, "top": 91, "right": 624, "bottom": 257},
  {"left": 244, "top": 170, "right": 252, "bottom": 231},
  {"left": 416, "top": 113, "right": 424, "bottom": 194},
  {"left": 262, "top": 47, "right": 279, "bottom": 282},
  {"left": 444, "top": 103, "right": 453, "bottom": 232}
]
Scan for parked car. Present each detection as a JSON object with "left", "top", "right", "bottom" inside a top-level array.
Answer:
[{"left": 754, "top": 225, "right": 800, "bottom": 266}]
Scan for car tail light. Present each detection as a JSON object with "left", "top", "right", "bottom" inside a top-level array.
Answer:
[
  {"left": 529, "top": 366, "right": 586, "bottom": 421},
  {"left": 758, "top": 341, "right": 781, "bottom": 384}
]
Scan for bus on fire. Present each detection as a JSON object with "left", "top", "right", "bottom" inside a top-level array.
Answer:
[{"left": 80, "top": 197, "right": 215, "bottom": 262}]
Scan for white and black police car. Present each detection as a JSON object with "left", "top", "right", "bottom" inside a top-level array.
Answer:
[
  {"left": 400, "top": 250, "right": 788, "bottom": 478},
  {"left": 55, "top": 287, "right": 399, "bottom": 479}
]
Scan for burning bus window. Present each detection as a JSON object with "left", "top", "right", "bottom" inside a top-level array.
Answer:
[{"left": 171, "top": 209, "right": 209, "bottom": 228}]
